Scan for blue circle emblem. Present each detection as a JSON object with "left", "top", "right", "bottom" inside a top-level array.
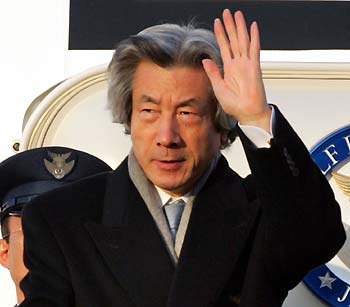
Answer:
[{"left": 304, "top": 125, "right": 350, "bottom": 306}]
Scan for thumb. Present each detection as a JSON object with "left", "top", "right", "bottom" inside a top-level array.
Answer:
[{"left": 202, "top": 59, "right": 223, "bottom": 90}]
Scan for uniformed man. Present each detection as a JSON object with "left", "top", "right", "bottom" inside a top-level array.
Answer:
[{"left": 0, "top": 147, "right": 111, "bottom": 306}]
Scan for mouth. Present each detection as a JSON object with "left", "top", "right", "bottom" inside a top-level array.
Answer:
[{"left": 154, "top": 159, "right": 186, "bottom": 171}]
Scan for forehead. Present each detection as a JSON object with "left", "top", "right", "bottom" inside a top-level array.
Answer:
[
  {"left": 6, "top": 216, "right": 22, "bottom": 230},
  {"left": 132, "top": 61, "right": 211, "bottom": 102}
]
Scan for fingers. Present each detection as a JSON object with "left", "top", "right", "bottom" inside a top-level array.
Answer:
[
  {"left": 215, "top": 9, "right": 261, "bottom": 60},
  {"left": 250, "top": 21, "right": 261, "bottom": 61},
  {"left": 229, "top": 10, "right": 250, "bottom": 56},
  {"left": 221, "top": 10, "right": 240, "bottom": 57},
  {"left": 214, "top": 18, "right": 233, "bottom": 67}
]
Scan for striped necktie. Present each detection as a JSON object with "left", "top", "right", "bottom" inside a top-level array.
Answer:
[{"left": 163, "top": 199, "right": 186, "bottom": 242}]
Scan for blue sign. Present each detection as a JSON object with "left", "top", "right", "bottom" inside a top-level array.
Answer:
[{"left": 304, "top": 125, "right": 350, "bottom": 306}]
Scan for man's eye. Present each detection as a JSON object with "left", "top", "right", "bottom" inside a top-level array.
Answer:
[
  {"left": 141, "top": 108, "right": 159, "bottom": 116},
  {"left": 178, "top": 110, "right": 201, "bottom": 124},
  {"left": 179, "top": 111, "right": 191, "bottom": 115},
  {"left": 140, "top": 108, "right": 159, "bottom": 121},
  {"left": 179, "top": 110, "right": 198, "bottom": 116}
]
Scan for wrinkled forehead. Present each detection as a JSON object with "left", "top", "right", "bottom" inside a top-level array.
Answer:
[{"left": 132, "top": 61, "right": 213, "bottom": 102}]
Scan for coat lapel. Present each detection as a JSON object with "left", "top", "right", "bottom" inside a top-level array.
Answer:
[
  {"left": 168, "top": 158, "right": 261, "bottom": 307},
  {"left": 85, "top": 158, "right": 175, "bottom": 307},
  {"left": 84, "top": 156, "right": 260, "bottom": 307}
]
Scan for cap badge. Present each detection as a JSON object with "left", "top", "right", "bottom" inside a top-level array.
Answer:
[{"left": 44, "top": 151, "right": 75, "bottom": 180}]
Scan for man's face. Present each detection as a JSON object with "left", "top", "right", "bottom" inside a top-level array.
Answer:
[
  {"left": 0, "top": 216, "right": 28, "bottom": 298},
  {"left": 131, "top": 61, "right": 222, "bottom": 196}
]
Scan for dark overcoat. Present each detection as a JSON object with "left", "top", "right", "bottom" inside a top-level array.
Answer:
[{"left": 20, "top": 108, "right": 345, "bottom": 307}]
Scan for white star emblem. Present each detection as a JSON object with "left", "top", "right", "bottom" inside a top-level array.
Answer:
[{"left": 318, "top": 272, "right": 337, "bottom": 289}]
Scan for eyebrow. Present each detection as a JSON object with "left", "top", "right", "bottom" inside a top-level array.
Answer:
[
  {"left": 139, "top": 95, "right": 202, "bottom": 107},
  {"left": 140, "top": 95, "right": 159, "bottom": 104},
  {"left": 177, "top": 99, "right": 202, "bottom": 108}
]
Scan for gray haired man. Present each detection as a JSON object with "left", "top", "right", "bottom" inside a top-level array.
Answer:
[{"left": 20, "top": 10, "right": 344, "bottom": 307}]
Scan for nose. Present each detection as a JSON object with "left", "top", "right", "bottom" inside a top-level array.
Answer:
[{"left": 156, "top": 115, "right": 181, "bottom": 148}]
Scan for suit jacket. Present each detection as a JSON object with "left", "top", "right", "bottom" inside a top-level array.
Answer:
[{"left": 20, "top": 107, "right": 345, "bottom": 307}]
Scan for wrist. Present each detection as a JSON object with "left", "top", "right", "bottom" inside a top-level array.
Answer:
[{"left": 238, "top": 105, "right": 272, "bottom": 133}]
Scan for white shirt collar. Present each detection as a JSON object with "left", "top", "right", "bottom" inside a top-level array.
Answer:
[{"left": 155, "top": 186, "right": 190, "bottom": 207}]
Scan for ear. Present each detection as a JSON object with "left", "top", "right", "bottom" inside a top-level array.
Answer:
[{"left": 0, "top": 239, "right": 9, "bottom": 269}]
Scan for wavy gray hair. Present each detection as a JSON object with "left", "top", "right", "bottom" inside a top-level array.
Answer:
[{"left": 107, "top": 23, "right": 237, "bottom": 147}]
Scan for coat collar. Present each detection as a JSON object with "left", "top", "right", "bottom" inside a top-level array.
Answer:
[{"left": 85, "top": 156, "right": 260, "bottom": 307}]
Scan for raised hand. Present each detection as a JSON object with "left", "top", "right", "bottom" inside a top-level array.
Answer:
[{"left": 202, "top": 9, "right": 271, "bottom": 132}]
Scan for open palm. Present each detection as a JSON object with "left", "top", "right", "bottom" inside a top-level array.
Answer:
[{"left": 203, "top": 10, "right": 270, "bottom": 130}]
